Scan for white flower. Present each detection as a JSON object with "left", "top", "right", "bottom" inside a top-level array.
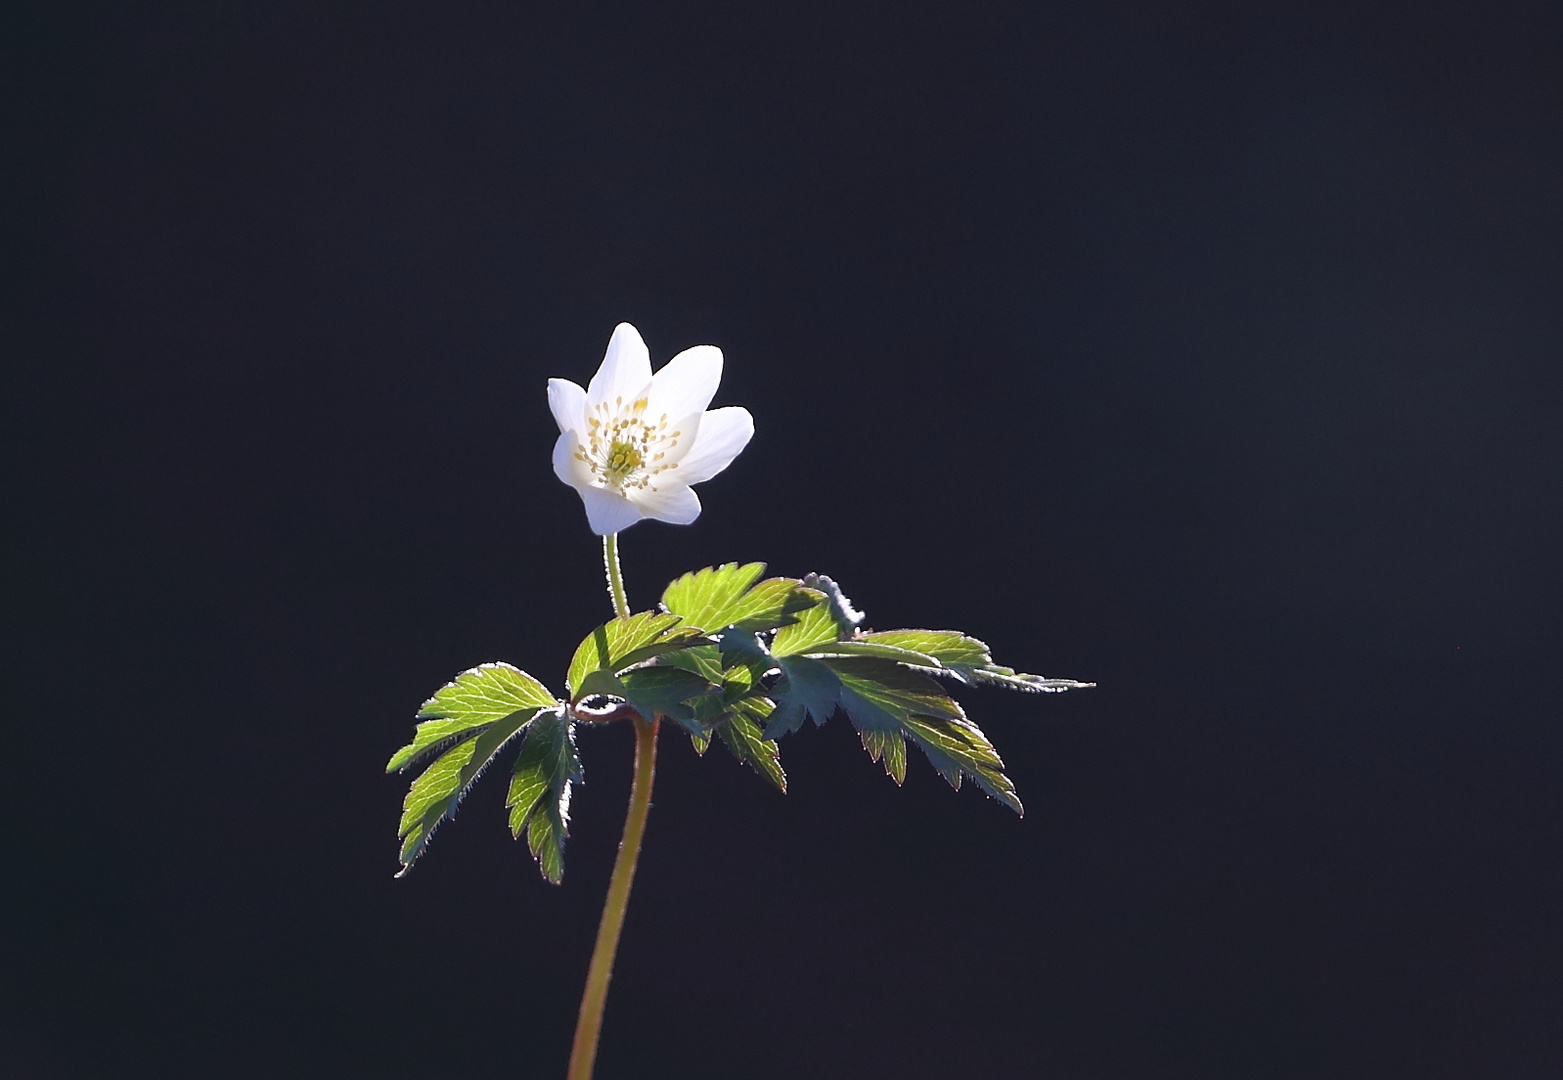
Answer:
[{"left": 548, "top": 323, "right": 755, "bottom": 535}]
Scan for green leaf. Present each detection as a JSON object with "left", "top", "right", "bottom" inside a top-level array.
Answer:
[
  {"left": 387, "top": 662, "right": 557, "bottom": 772},
  {"left": 505, "top": 706, "right": 581, "bottom": 883},
  {"left": 619, "top": 664, "right": 721, "bottom": 749},
  {"left": 662, "top": 562, "right": 818, "bottom": 633},
  {"left": 798, "top": 639, "right": 941, "bottom": 666},
  {"left": 395, "top": 705, "right": 538, "bottom": 873},
  {"left": 862, "top": 630, "right": 991, "bottom": 668},
  {"left": 770, "top": 588, "right": 845, "bottom": 656},
  {"left": 573, "top": 668, "right": 629, "bottom": 701},
  {"left": 715, "top": 697, "right": 786, "bottom": 791},
  {"left": 817, "top": 655, "right": 1022, "bottom": 814},
  {"left": 900, "top": 713, "right": 1022, "bottom": 815},
  {"left": 828, "top": 656, "right": 965, "bottom": 728},
  {"left": 663, "top": 643, "right": 727, "bottom": 685},
  {"left": 689, "top": 692, "right": 730, "bottom": 734},
  {"left": 566, "top": 610, "right": 707, "bottom": 697},
  {"left": 765, "top": 654, "right": 842, "bottom": 738},
  {"left": 862, "top": 629, "right": 1095, "bottom": 693},
  {"left": 859, "top": 727, "right": 907, "bottom": 784},
  {"left": 965, "top": 667, "right": 1099, "bottom": 693},
  {"left": 618, "top": 665, "right": 711, "bottom": 726}
]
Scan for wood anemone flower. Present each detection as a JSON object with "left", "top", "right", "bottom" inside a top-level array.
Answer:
[{"left": 548, "top": 322, "right": 754, "bottom": 535}]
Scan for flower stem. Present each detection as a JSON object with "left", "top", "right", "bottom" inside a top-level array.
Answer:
[
  {"left": 566, "top": 530, "right": 652, "bottom": 1080},
  {"left": 566, "top": 713, "right": 658, "bottom": 1080},
  {"left": 602, "top": 533, "right": 629, "bottom": 620}
]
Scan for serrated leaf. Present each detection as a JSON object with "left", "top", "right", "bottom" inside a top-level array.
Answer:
[
  {"left": 505, "top": 707, "right": 581, "bottom": 883},
  {"left": 388, "top": 663, "right": 557, "bottom": 772},
  {"left": 770, "top": 588, "right": 845, "bottom": 656},
  {"left": 862, "top": 630, "right": 1095, "bottom": 693},
  {"left": 573, "top": 668, "right": 629, "bottom": 702},
  {"left": 663, "top": 643, "right": 727, "bottom": 684},
  {"left": 827, "top": 656, "right": 965, "bottom": 728},
  {"left": 862, "top": 630, "right": 991, "bottom": 669},
  {"left": 618, "top": 666, "right": 710, "bottom": 725},
  {"left": 765, "top": 654, "right": 842, "bottom": 738},
  {"left": 813, "top": 655, "right": 1020, "bottom": 813},
  {"left": 689, "top": 692, "right": 730, "bottom": 730},
  {"left": 859, "top": 727, "right": 908, "bottom": 784},
  {"left": 662, "top": 563, "right": 818, "bottom": 633},
  {"left": 799, "top": 639, "right": 942, "bottom": 666},
  {"left": 685, "top": 727, "right": 712, "bottom": 755},
  {"left": 566, "top": 611, "right": 706, "bottom": 697},
  {"left": 966, "top": 667, "right": 1098, "bottom": 693},
  {"left": 395, "top": 705, "right": 538, "bottom": 873},
  {"left": 528, "top": 800, "right": 566, "bottom": 883},
  {"left": 900, "top": 713, "right": 1022, "bottom": 815},
  {"left": 716, "top": 698, "right": 786, "bottom": 791}
]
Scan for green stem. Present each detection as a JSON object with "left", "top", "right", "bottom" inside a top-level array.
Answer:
[
  {"left": 566, "top": 713, "right": 658, "bottom": 1080},
  {"left": 566, "top": 530, "right": 650, "bottom": 1080},
  {"left": 602, "top": 533, "right": 629, "bottom": 619}
]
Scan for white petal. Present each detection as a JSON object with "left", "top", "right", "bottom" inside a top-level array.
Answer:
[
  {"left": 647, "top": 345, "right": 722, "bottom": 423},
  {"left": 586, "top": 323, "right": 653, "bottom": 409},
  {"left": 653, "top": 411, "right": 703, "bottom": 468},
  {"left": 674, "top": 407, "right": 754, "bottom": 485},
  {"left": 629, "top": 484, "right": 702, "bottom": 525},
  {"left": 577, "top": 486, "right": 646, "bottom": 535},
  {"left": 546, "top": 379, "right": 587, "bottom": 435},
  {"left": 552, "top": 430, "right": 593, "bottom": 487}
]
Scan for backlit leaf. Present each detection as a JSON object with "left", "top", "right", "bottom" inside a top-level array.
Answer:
[
  {"left": 864, "top": 629, "right": 1094, "bottom": 692},
  {"left": 715, "top": 697, "right": 786, "bottom": 792},
  {"left": 618, "top": 666, "right": 711, "bottom": 726},
  {"left": 800, "top": 639, "right": 941, "bottom": 666},
  {"left": 859, "top": 727, "right": 907, "bottom": 784},
  {"left": 900, "top": 713, "right": 1022, "bottom": 815},
  {"left": 506, "top": 707, "right": 581, "bottom": 883},
  {"left": 387, "top": 662, "right": 557, "bottom": 772},
  {"left": 770, "top": 589, "right": 843, "bottom": 656},
  {"left": 566, "top": 610, "right": 707, "bottom": 697},
  {"left": 395, "top": 705, "right": 537, "bottom": 873},
  {"left": 662, "top": 563, "right": 818, "bottom": 633},
  {"left": 828, "top": 656, "right": 965, "bottom": 728},
  {"left": 663, "top": 643, "right": 727, "bottom": 684},
  {"left": 862, "top": 630, "right": 990, "bottom": 669}
]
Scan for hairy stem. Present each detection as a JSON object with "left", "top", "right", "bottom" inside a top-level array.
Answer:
[
  {"left": 602, "top": 533, "right": 629, "bottom": 619},
  {"left": 566, "top": 530, "right": 649, "bottom": 1080},
  {"left": 566, "top": 713, "right": 658, "bottom": 1080}
]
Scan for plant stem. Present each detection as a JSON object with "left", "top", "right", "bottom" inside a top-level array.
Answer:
[
  {"left": 566, "top": 530, "right": 652, "bottom": 1080},
  {"left": 566, "top": 712, "right": 658, "bottom": 1080},
  {"left": 602, "top": 533, "right": 629, "bottom": 620}
]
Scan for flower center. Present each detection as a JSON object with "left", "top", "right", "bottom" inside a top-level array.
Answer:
[{"left": 575, "top": 395, "right": 683, "bottom": 494}]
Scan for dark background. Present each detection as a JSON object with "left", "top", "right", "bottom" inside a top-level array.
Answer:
[{"left": 5, "top": 1, "right": 1561, "bottom": 1077}]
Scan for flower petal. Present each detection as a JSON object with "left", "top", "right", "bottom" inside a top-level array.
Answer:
[
  {"left": 586, "top": 323, "right": 653, "bottom": 409},
  {"left": 577, "top": 486, "right": 646, "bottom": 535},
  {"left": 552, "top": 430, "right": 593, "bottom": 487},
  {"left": 647, "top": 345, "right": 722, "bottom": 423},
  {"left": 629, "top": 483, "right": 702, "bottom": 525},
  {"left": 650, "top": 410, "right": 702, "bottom": 469},
  {"left": 674, "top": 406, "right": 754, "bottom": 485},
  {"left": 546, "top": 379, "right": 587, "bottom": 435}
]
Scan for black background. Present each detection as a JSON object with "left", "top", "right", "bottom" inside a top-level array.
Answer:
[{"left": 6, "top": 2, "right": 1561, "bottom": 1077}]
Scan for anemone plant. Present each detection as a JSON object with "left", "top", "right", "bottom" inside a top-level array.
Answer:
[{"left": 386, "top": 323, "right": 1094, "bottom": 1080}]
